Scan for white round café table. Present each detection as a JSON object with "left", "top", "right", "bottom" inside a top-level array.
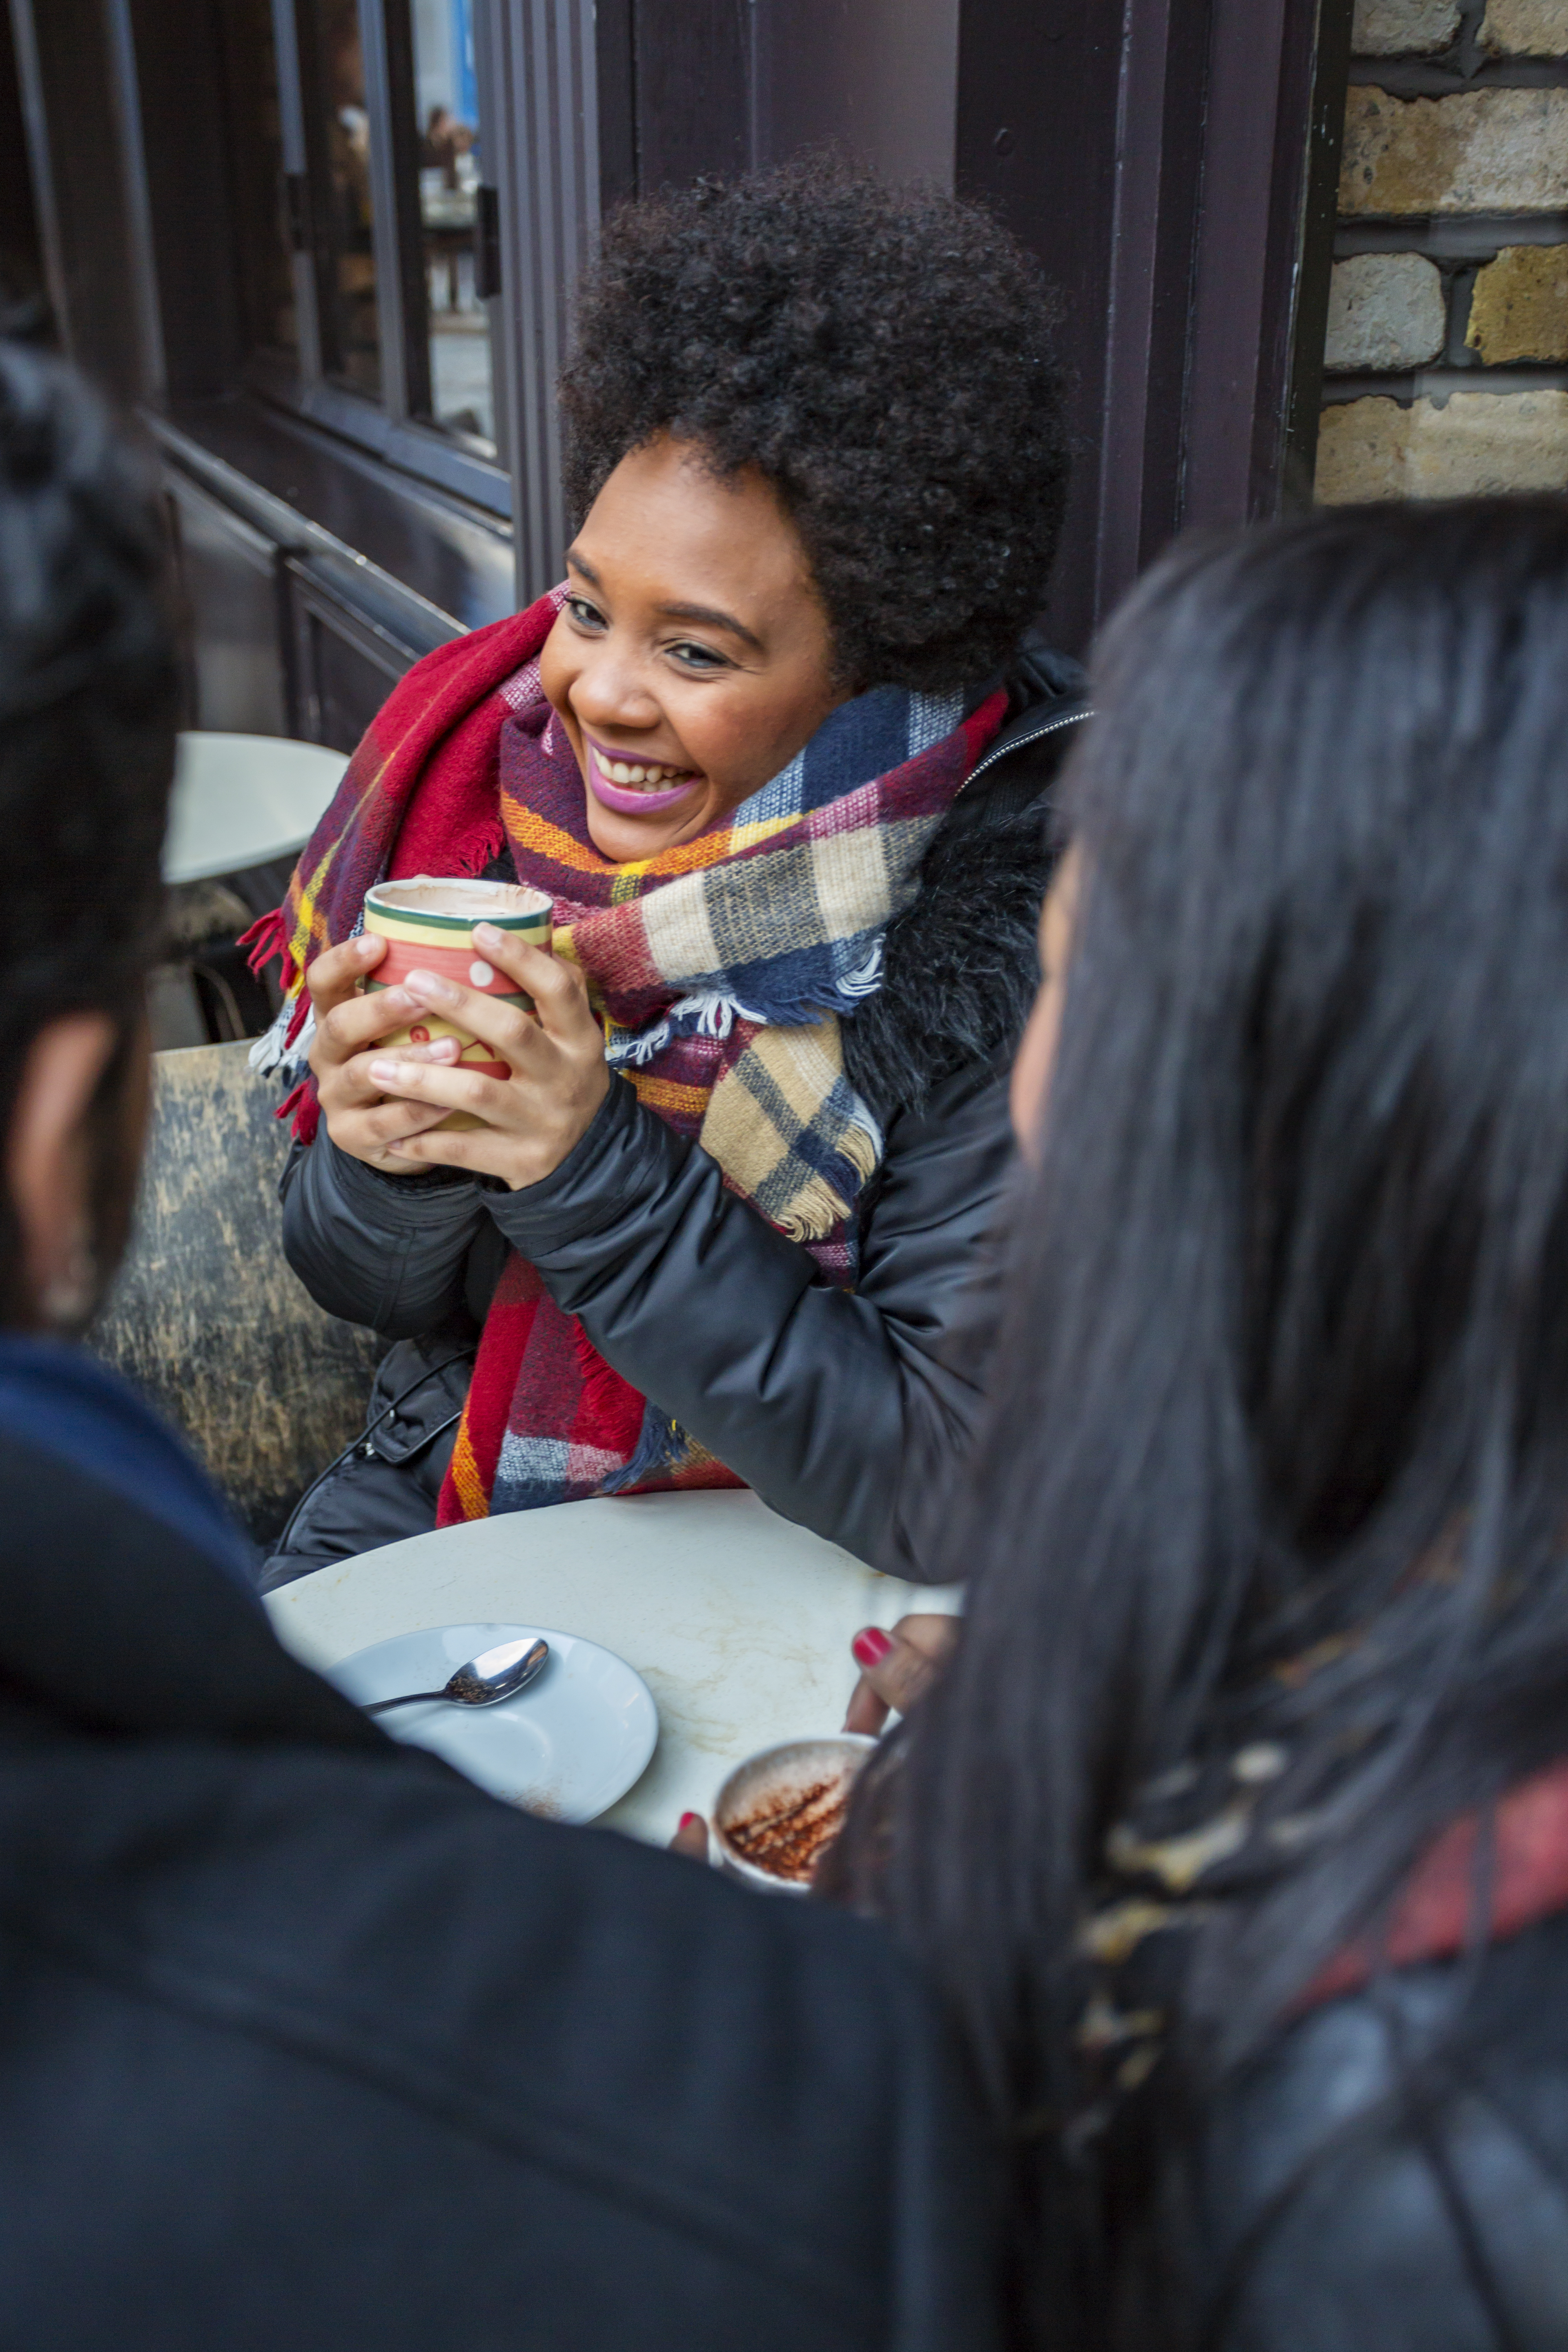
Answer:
[
  {"left": 264, "top": 1488, "right": 962, "bottom": 1845},
  {"left": 164, "top": 732, "right": 349, "bottom": 886}
]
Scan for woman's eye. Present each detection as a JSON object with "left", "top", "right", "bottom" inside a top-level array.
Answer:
[
  {"left": 567, "top": 596, "right": 605, "bottom": 630},
  {"left": 668, "top": 641, "right": 729, "bottom": 673}
]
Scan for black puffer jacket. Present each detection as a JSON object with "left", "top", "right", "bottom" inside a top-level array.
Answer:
[
  {"left": 275, "top": 661, "right": 1087, "bottom": 1582},
  {"left": 1111, "top": 1908, "right": 1568, "bottom": 2350}
]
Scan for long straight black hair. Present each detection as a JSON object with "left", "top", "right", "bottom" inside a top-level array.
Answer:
[{"left": 846, "top": 499, "right": 1568, "bottom": 2342}]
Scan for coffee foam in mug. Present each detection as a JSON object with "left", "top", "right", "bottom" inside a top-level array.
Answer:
[
  {"left": 712, "top": 1735, "right": 875, "bottom": 1891},
  {"left": 368, "top": 877, "right": 552, "bottom": 922}
]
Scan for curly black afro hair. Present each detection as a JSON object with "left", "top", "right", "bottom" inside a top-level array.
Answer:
[{"left": 559, "top": 155, "right": 1068, "bottom": 695}]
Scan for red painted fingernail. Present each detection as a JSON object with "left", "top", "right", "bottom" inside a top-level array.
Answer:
[
  {"left": 852, "top": 1627, "right": 892, "bottom": 1669},
  {"left": 679, "top": 1812, "right": 701, "bottom": 1831}
]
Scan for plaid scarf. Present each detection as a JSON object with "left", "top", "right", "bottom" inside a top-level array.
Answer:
[{"left": 246, "top": 589, "right": 1005, "bottom": 1519}]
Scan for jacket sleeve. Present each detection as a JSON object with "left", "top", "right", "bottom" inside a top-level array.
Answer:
[
  {"left": 487, "top": 1066, "right": 1012, "bottom": 1579},
  {"left": 279, "top": 1130, "right": 495, "bottom": 1338}
]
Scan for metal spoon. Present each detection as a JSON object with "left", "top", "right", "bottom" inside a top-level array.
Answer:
[{"left": 363, "top": 1635, "right": 550, "bottom": 1715}]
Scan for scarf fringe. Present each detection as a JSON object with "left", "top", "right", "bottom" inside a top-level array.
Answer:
[
  {"left": 239, "top": 907, "right": 289, "bottom": 982},
  {"left": 248, "top": 998, "right": 315, "bottom": 1082},
  {"left": 605, "top": 989, "right": 771, "bottom": 1069},
  {"left": 603, "top": 967, "right": 891, "bottom": 1069},
  {"left": 777, "top": 1174, "right": 855, "bottom": 1243},
  {"left": 772, "top": 1113, "right": 883, "bottom": 1243},
  {"left": 840, "top": 940, "right": 884, "bottom": 998},
  {"left": 603, "top": 1399, "right": 684, "bottom": 1493}
]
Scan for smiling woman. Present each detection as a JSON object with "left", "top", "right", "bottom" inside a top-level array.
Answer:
[
  {"left": 542, "top": 439, "right": 845, "bottom": 862},
  {"left": 250, "top": 154, "right": 1081, "bottom": 1586}
]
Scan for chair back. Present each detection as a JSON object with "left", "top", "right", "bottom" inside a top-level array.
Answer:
[{"left": 91, "top": 1042, "right": 382, "bottom": 1543}]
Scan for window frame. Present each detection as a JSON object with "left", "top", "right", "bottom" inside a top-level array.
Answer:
[{"left": 261, "top": 0, "right": 512, "bottom": 520}]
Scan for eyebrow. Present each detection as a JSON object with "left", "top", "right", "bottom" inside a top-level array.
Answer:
[{"left": 564, "top": 551, "right": 764, "bottom": 654}]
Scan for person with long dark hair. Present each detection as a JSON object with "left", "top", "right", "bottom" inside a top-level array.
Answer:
[{"left": 838, "top": 498, "right": 1568, "bottom": 2349}]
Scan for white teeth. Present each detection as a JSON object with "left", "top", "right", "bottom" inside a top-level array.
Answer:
[{"left": 601, "top": 753, "right": 690, "bottom": 788}]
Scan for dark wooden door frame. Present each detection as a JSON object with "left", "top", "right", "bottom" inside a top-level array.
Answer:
[{"left": 958, "top": 0, "right": 1352, "bottom": 655}]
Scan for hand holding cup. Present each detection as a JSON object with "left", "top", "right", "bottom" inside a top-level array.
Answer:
[
  {"left": 307, "top": 931, "right": 463, "bottom": 1173},
  {"left": 365, "top": 914, "right": 610, "bottom": 1191}
]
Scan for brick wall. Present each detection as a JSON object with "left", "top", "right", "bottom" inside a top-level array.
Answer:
[{"left": 1316, "top": 0, "right": 1568, "bottom": 502}]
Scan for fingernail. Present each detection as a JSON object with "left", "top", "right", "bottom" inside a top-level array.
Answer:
[
  {"left": 355, "top": 933, "right": 379, "bottom": 958},
  {"left": 406, "top": 968, "right": 458, "bottom": 1004},
  {"left": 429, "top": 1037, "right": 459, "bottom": 1060},
  {"left": 852, "top": 1627, "right": 892, "bottom": 1669},
  {"left": 368, "top": 1058, "right": 401, "bottom": 1085},
  {"left": 679, "top": 1812, "right": 702, "bottom": 1831},
  {"left": 474, "top": 922, "right": 505, "bottom": 949}
]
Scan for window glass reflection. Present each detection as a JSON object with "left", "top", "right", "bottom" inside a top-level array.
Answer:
[
  {"left": 301, "top": 0, "right": 382, "bottom": 398},
  {"left": 216, "top": 0, "right": 296, "bottom": 356},
  {"left": 409, "top": 0, "right": 496, "bottom": 448}
]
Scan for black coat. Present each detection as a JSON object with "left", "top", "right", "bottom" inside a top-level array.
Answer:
[
  {"left": 276, "top": 673, "right": 1084, "bottom": 1581},
  {"left": 1115, "top": 1908, "right": 1568, "bottom": 2350},
  {"left": 0, "top": 1434, "right": 1000, "bottom": 2350}
]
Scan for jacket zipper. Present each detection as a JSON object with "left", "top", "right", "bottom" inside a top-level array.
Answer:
[{"left": 967, "top": 700, "right": 1094, "bottom": 783}]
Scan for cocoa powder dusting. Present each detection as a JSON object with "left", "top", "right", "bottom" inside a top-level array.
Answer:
[{"left": 724, "top": 1773, "right": 851, "bottom": 1884}]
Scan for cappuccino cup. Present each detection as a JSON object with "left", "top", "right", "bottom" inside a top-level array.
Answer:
[{"left": 710, "top": 1734, "right": 877, "bottom": 1893}]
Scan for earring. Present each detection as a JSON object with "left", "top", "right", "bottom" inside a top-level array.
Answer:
[{"left": 40, "top": 1232, "right": 99, "bottom": 1334}]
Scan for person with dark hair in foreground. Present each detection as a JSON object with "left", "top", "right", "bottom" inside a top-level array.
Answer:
[
  {"left": 258, "top": 155, "right": 1081, "bottom": 1586},
  {"left": 831, "top": 498, "right": 1568, "bottom": 2350},
  {"left": 0, "top": 343, "right": 997, "bottom": 2350}
]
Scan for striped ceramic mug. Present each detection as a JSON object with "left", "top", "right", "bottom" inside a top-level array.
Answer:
[{"left": 362, "top": 877, "right": 554, "bottom": 1133}]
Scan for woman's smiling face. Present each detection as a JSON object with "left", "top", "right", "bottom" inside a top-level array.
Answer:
[{"left": 539, "top": 433, "right": 846, "bottom": 862}]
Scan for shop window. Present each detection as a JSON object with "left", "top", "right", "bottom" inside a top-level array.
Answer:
[
  {"left": 407, "top": 0, "right": 495, "bottom": 448},
  {"left": 217, "top": 0, "right": 300, "bottom": 358},
  {"left": 211, "top": 0, "right": 505, "bottom": 509},
  {"left": 296, "top": 0, "right": 383, "bottom": 398}
]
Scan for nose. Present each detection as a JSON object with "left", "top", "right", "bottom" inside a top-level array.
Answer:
[{"left": 568, "top": 637, "right": 664, "bottom": 739}]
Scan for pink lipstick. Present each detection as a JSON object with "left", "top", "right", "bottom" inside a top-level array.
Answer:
[{"left": 584, "top": 740, "right": 700, "bottom": 817}]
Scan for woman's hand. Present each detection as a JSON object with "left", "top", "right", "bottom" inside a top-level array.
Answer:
[
  {"left": 367, "top": 920, "right": 611, "bottom": 1190},
  {"left": 843, "top": 1614, "right": 959, "bottom": 1734},
  {"left": 306, "top": 933, "right": 463, "bottom": 1172},
  {"left": 668, "top": 1615, "right": 961, "bottom": 1865}
]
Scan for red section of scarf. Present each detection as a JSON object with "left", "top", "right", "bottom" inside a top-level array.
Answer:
[
  {"left": 1303, "top": 1755, "right": 1568, "bottom": 2007},
  {"left": 450, "top": 1260, "right": 549, "bottom": 1510},
  {"left": 386, "top": 679, "right": 513, "bottom": 886}
]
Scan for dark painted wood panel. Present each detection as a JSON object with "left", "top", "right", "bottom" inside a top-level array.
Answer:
[
  {"left": 751, "top": 0, "right": 958, "bottom": 182},
  {"left": 958, "top": 0, "right": 1347, "bottom": 652},
  {"left": 0, "top": 4, "right": 47, "bottom": 335},
  {"left": 124, "top": 0, "right": 246, "bottom": 399},
  {"left": 165, "top": 471, "right": 291, "bottom": 735},
  {"left": 157, "top": 394, "right": 514, "bottom": 633},
  {"left": 632, "top": 0, "right": 750, "bottom": 186},
  {"left": 287, "top": 559, "right": 419, "bottom": 746},
  {"left": 8, "top": 0, "right": 156, "bottom": 400},
  {"left": 956, "top": 0, "right": 1124, "bottom": 653}
]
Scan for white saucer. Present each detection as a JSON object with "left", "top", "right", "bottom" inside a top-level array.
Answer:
[{"left": 327, "top": 1621, "right": 658, "bottom": 1823}]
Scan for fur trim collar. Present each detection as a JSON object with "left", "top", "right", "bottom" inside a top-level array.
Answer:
[{"left": 841, "top": 766, "right": 1060, "bottom": 1127}]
